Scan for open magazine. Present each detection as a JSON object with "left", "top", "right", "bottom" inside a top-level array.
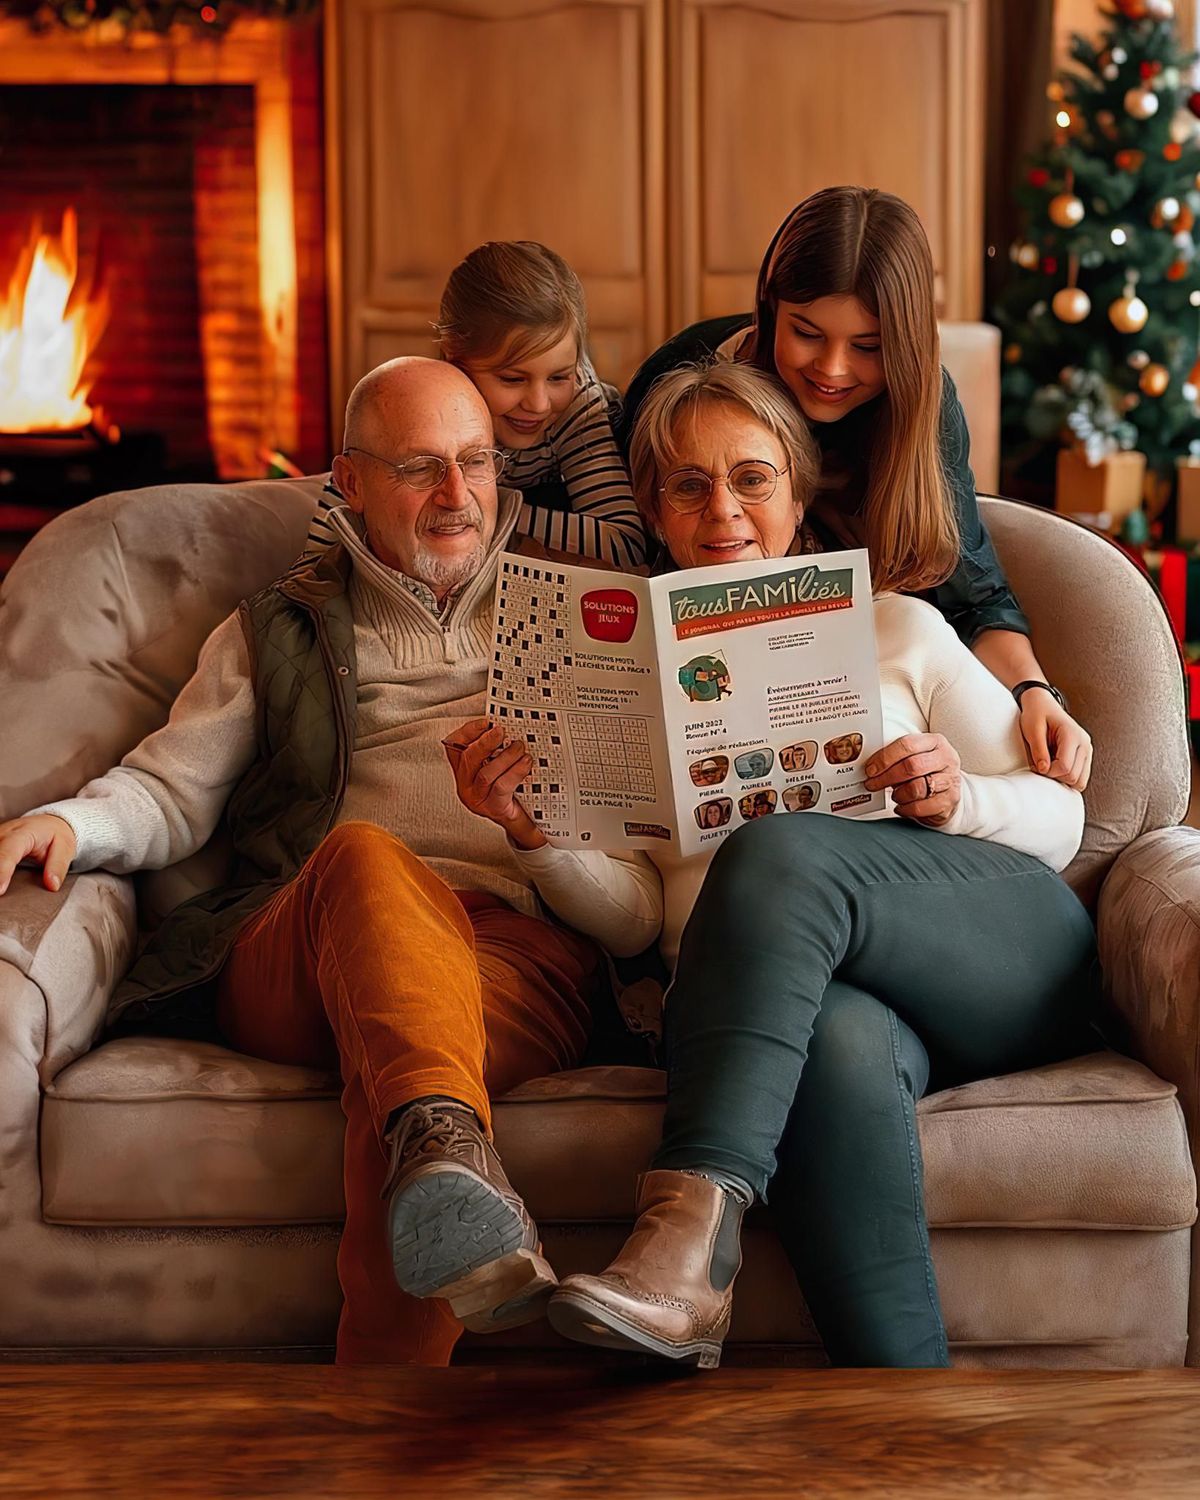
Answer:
[{"left": 488, "top": 547, "right": 885, "bottom": 856}]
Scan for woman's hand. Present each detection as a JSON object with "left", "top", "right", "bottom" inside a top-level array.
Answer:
[
  {"left": 442, "top": 718, "right": 547, "bottom": 850},
  {"left": 1018, "top": 691, "right": 1092, "bottom": 791},
  {"left": 864, "top": 733, "right": 962, "bottom": 827}
]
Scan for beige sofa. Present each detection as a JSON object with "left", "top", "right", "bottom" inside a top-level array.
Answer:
[{"left": 0, "top": 476, "right": 1197, "bottom": 1366}]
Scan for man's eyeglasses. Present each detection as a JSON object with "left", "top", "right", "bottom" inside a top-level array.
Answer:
[
  {"left": 343, "top": 445, "right": 506, "bottom": 491},
  {"left": 660, "top": 460, "right": 790, "bottom": 515}
]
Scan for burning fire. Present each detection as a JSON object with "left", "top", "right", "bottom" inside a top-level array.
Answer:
[{"left": 0, "top": 208, "right": 110, "bottom": 433}]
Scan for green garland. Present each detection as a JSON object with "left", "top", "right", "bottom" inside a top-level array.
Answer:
[{"left": 1, "top": 0, "right": 317, "bottom": 35}]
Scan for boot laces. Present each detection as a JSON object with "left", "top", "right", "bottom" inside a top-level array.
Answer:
[{"left": 381, "top": 1103, "right": 481, "bottom": 1198}]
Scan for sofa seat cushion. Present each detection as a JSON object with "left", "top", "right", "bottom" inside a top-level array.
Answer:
[{"left": 40, "top": 1041, "right": 1196, "bottom": 1233}]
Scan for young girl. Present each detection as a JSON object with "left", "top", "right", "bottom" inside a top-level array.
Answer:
[
  {"left": 308, "top": 241, "right": 646, "bottom": 567},
  {"left": 617, "top": 187, "right": 1093, "bottom": 790}
]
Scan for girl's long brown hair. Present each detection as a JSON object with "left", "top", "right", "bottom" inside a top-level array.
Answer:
[
  {"left": 436, "top": 241, "right": 587, "bottom": 368},
  {"left": 742, "top": 187, "right": 959, "bottom": 594}
]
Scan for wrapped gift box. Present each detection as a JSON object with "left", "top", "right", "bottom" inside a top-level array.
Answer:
[{"left": 1056, "top": 448, "right": 1146, "bottom": 528}]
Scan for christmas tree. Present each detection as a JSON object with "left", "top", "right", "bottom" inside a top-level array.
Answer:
[{"left": 995, "top": 0, "right": 1200, "bottom": 511}]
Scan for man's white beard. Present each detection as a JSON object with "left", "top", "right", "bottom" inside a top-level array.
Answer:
[{"left": 408, "top": 536, "right": 486, "bottom": 594}]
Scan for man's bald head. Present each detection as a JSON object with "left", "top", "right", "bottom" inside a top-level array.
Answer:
[
  {"left": 342, "top": 357, "right": 491, "bottom": 454},
  {"left": 331, "top": 356, "right": 502, "bottom": 599}
]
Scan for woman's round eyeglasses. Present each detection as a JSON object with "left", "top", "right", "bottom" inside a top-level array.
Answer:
[
  {"left": 660, "top": 460, "right": 790, "bottom": 515},
  {"left": 344, "top": 445, "right": 507, "bottom": 491}
]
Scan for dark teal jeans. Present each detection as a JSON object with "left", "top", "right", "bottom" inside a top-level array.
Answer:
[{"left": 653, "top": 813, "right": 1098, "bottom": 1368}]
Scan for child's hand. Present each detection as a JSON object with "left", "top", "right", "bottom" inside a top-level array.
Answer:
[{"left": 442, "top": 719, "right": 547, "bottom": 850}]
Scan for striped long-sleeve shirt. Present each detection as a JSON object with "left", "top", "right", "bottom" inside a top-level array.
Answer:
[{"left": 305, "top": 359, "right": 647, "bottom": 567}]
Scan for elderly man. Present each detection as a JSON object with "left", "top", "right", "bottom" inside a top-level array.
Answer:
[{"left": 0, "top": 358, "right": 625, "bottom": 1365}]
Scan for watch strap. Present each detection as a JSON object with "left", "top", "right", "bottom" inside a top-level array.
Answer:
[{"left": 1012, "top": 679, "right": 1068, "bottom": 712}]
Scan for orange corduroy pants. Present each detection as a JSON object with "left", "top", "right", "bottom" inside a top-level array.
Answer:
[{"left": 214, "top": 820, "right": 598, "bottom": 1365}]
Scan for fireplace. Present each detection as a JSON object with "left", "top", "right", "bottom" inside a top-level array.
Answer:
[{"left": 0, "top": 17, "right": 329, "bottom": 571}]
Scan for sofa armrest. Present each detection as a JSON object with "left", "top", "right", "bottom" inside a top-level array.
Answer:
[
  {"left": 0, "top": 868, "right": 137, "bottom": 1086},
  {"left": 1097, "top": 826, "right": 1200, "bottom": 1112}
]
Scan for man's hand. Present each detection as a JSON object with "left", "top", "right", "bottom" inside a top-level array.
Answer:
[
  {"left": 864, "top": 733, "right": 963, "bottom": 828},
  {"left": 1018, "top": 690, "right": 1093, "bottom": 791},
  {"left": 442, "top": 719, "right": 547, "bottom": 851},
  {"left": 0, "top": 814, "right": 78, "bottom": 896}
]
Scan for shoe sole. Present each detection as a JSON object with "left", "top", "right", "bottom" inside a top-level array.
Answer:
[
  {"left": 389, "top": 1164, "right": 556, "bottom": 1333},
  {"left": 548, "top": 1287, "right": 722, "bottom": 1369}
]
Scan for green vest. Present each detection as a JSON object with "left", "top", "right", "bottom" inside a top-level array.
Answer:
[{"left": 107, "top": 546, "right": 359, "bottom": 1036}]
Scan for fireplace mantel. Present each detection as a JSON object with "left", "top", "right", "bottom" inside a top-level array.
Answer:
[{"left": 0, "top": 17, "right": 324, "bottom": 471}]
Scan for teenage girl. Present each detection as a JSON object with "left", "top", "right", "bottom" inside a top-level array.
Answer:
[{"left": 618, "top": 187, "right": 1092, "bottom": 789}]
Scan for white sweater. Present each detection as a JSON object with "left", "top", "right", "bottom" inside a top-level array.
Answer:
[
  {"left": 510, "top": 592, "right": 1086, "bottom": 966},
  {"left": 33, "top": 494, "right": 652, "bottom": 917}
]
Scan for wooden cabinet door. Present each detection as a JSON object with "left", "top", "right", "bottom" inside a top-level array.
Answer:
[
  {"left": 327, "top": 0, "right": 667, "bottom": 419},
  {"left": 668, "top": 0, "right": 985, "bottom": 326}
]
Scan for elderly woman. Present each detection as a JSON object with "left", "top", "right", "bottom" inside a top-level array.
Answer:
[{"left": 447, "top": 362, "right": 1096, "bottom": 1369}]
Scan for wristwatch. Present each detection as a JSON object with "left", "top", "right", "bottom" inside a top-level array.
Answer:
[{"left": 1012, "top": 679, "right": 1069, "bottom": 712}]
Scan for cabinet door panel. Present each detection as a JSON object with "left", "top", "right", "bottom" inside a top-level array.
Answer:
[
  {"left": 671, "top": 0, "right": 984, "bottom": 324},
  {"left": 332, "top": 0, "right": 665, "bottom": 412}
]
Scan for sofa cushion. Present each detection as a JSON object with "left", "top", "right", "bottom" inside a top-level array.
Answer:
[
  {"left": 40, "top": 1040, "right": 1197, "bottom": 1234},
  {"left": 0, "top": 476, "right": 325, "bottom": 822}
]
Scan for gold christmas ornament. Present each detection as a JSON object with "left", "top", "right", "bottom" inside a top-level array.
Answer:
[
  {"left": 1170, "top": 109, "right": 1197, "bottom": 145},
  {"left": 1125, "top": 87, "right": 1161, "bottom": 121},
  {"left": 1139, "top": 363, "right": 1170, "bottom": 397},
  {"left": 1012, "top": 240, "right": 1040, "bottom": 270},
  {"left": 1145, "top": 0, "right": 1175, "bottom": 16},
  {"left": 1110, "top": 289, "right": 1150, "bottom": 333},
  {"left": 1004, "top": 343, "right": 1022, "bottom": 364},
  {"left": 1150, "top": 196, "right": 1182, "bottom": 228},
  {"left": 1049, "top": 193, "right": 1085, "bottom": 228},
  {"left": 1052, "top": 286, "right": 1092, "bottom": 323},
  {"left": 1047, "top": 81, "right": 1065, "bottom": 103},
  {"left": 1128, "top": 350, "right": 1151, "bottom": 370},
  {"left": 1121, "top": 393, "right": 1141, "bottom": 412}
]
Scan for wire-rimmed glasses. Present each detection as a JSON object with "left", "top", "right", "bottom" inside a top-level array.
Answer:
[
  {"left": 343, "top": 445, "right": 507, "bottom": 491},
  {"left": 660, "top": 459, "right": 790, "bottom": 514}
]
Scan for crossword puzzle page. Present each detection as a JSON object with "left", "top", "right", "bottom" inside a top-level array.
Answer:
[
  {"left": 488, "top": 548, "right": 884, "bottom": 854},
  {"left": 488, "top": 557, "right": 676, "bottom": 848}
]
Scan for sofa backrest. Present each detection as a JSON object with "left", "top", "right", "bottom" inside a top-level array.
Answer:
[
  {"left": 979, "top": 497, "right": 1189, "bottom": 906},
  {"left": 0, "top": 476, "right": 324, "bottom": 820},
  {"left": 0, "top": 481, "right": 1187, "bottom": 910}
]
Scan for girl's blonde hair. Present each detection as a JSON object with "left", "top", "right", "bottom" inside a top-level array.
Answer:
[
  {"left": 437, "top": 241, "right": 588, "bottom": 368},
  {"left": 629, "top": 361, "right": 820, "bottom": 528},
  {"left": 742, "top": 186, "right": 959, "bottom": 594}
]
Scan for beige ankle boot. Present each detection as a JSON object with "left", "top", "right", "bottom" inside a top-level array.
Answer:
[{"left": 548, "top": 1169, "right": 747, "bottom": 1368}]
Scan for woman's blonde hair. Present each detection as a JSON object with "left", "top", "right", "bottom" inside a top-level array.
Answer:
[
  {"left": 437, "top": 241, "right": 588, "bottom": 368},
  {"left": 742, "top": 186, "right": 958, "bottom": 594},
  {"left": 629, "top": 362, "right": 820, "bottom": 529}
]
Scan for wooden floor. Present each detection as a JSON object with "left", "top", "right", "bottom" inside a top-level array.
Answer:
[{"left": 1, "top": 1365, "right": 1198, "bottom": 1499}]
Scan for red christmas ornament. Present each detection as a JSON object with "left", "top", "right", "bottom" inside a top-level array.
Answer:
[
  {"left": 1189, "top": 91, "right": 1200, "bottom": 119},
  {"left": 1028, "top": 167, "right": 1051, "bottom": 188},
  {"left": 1042, "top": 256, "right": 1059, "bottom": 275},
  {"left": 1141, "top": 61, "right": 1162, "bottom": 81},
  {"left": 1114, "top": 0, "right": 1147, "bottom": 16},
  {"left": 1168, "top": 259, "right": 1189, "bottom": 281},
  {"left": 1165, "top": 142, "right": 1184, "bottom": 162}
]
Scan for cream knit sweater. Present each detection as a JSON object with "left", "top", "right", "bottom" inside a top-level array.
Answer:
[{"left": 33, "top": 494, "right": 632, "bottom": 918}]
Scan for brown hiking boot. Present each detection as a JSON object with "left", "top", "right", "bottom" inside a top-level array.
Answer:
[
  {"left": 383, "top": 1100, "right": 556, "bottom": 1333},
  {"left": 548, "top": 1169, "right": 747, "bottom": 1368}
]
